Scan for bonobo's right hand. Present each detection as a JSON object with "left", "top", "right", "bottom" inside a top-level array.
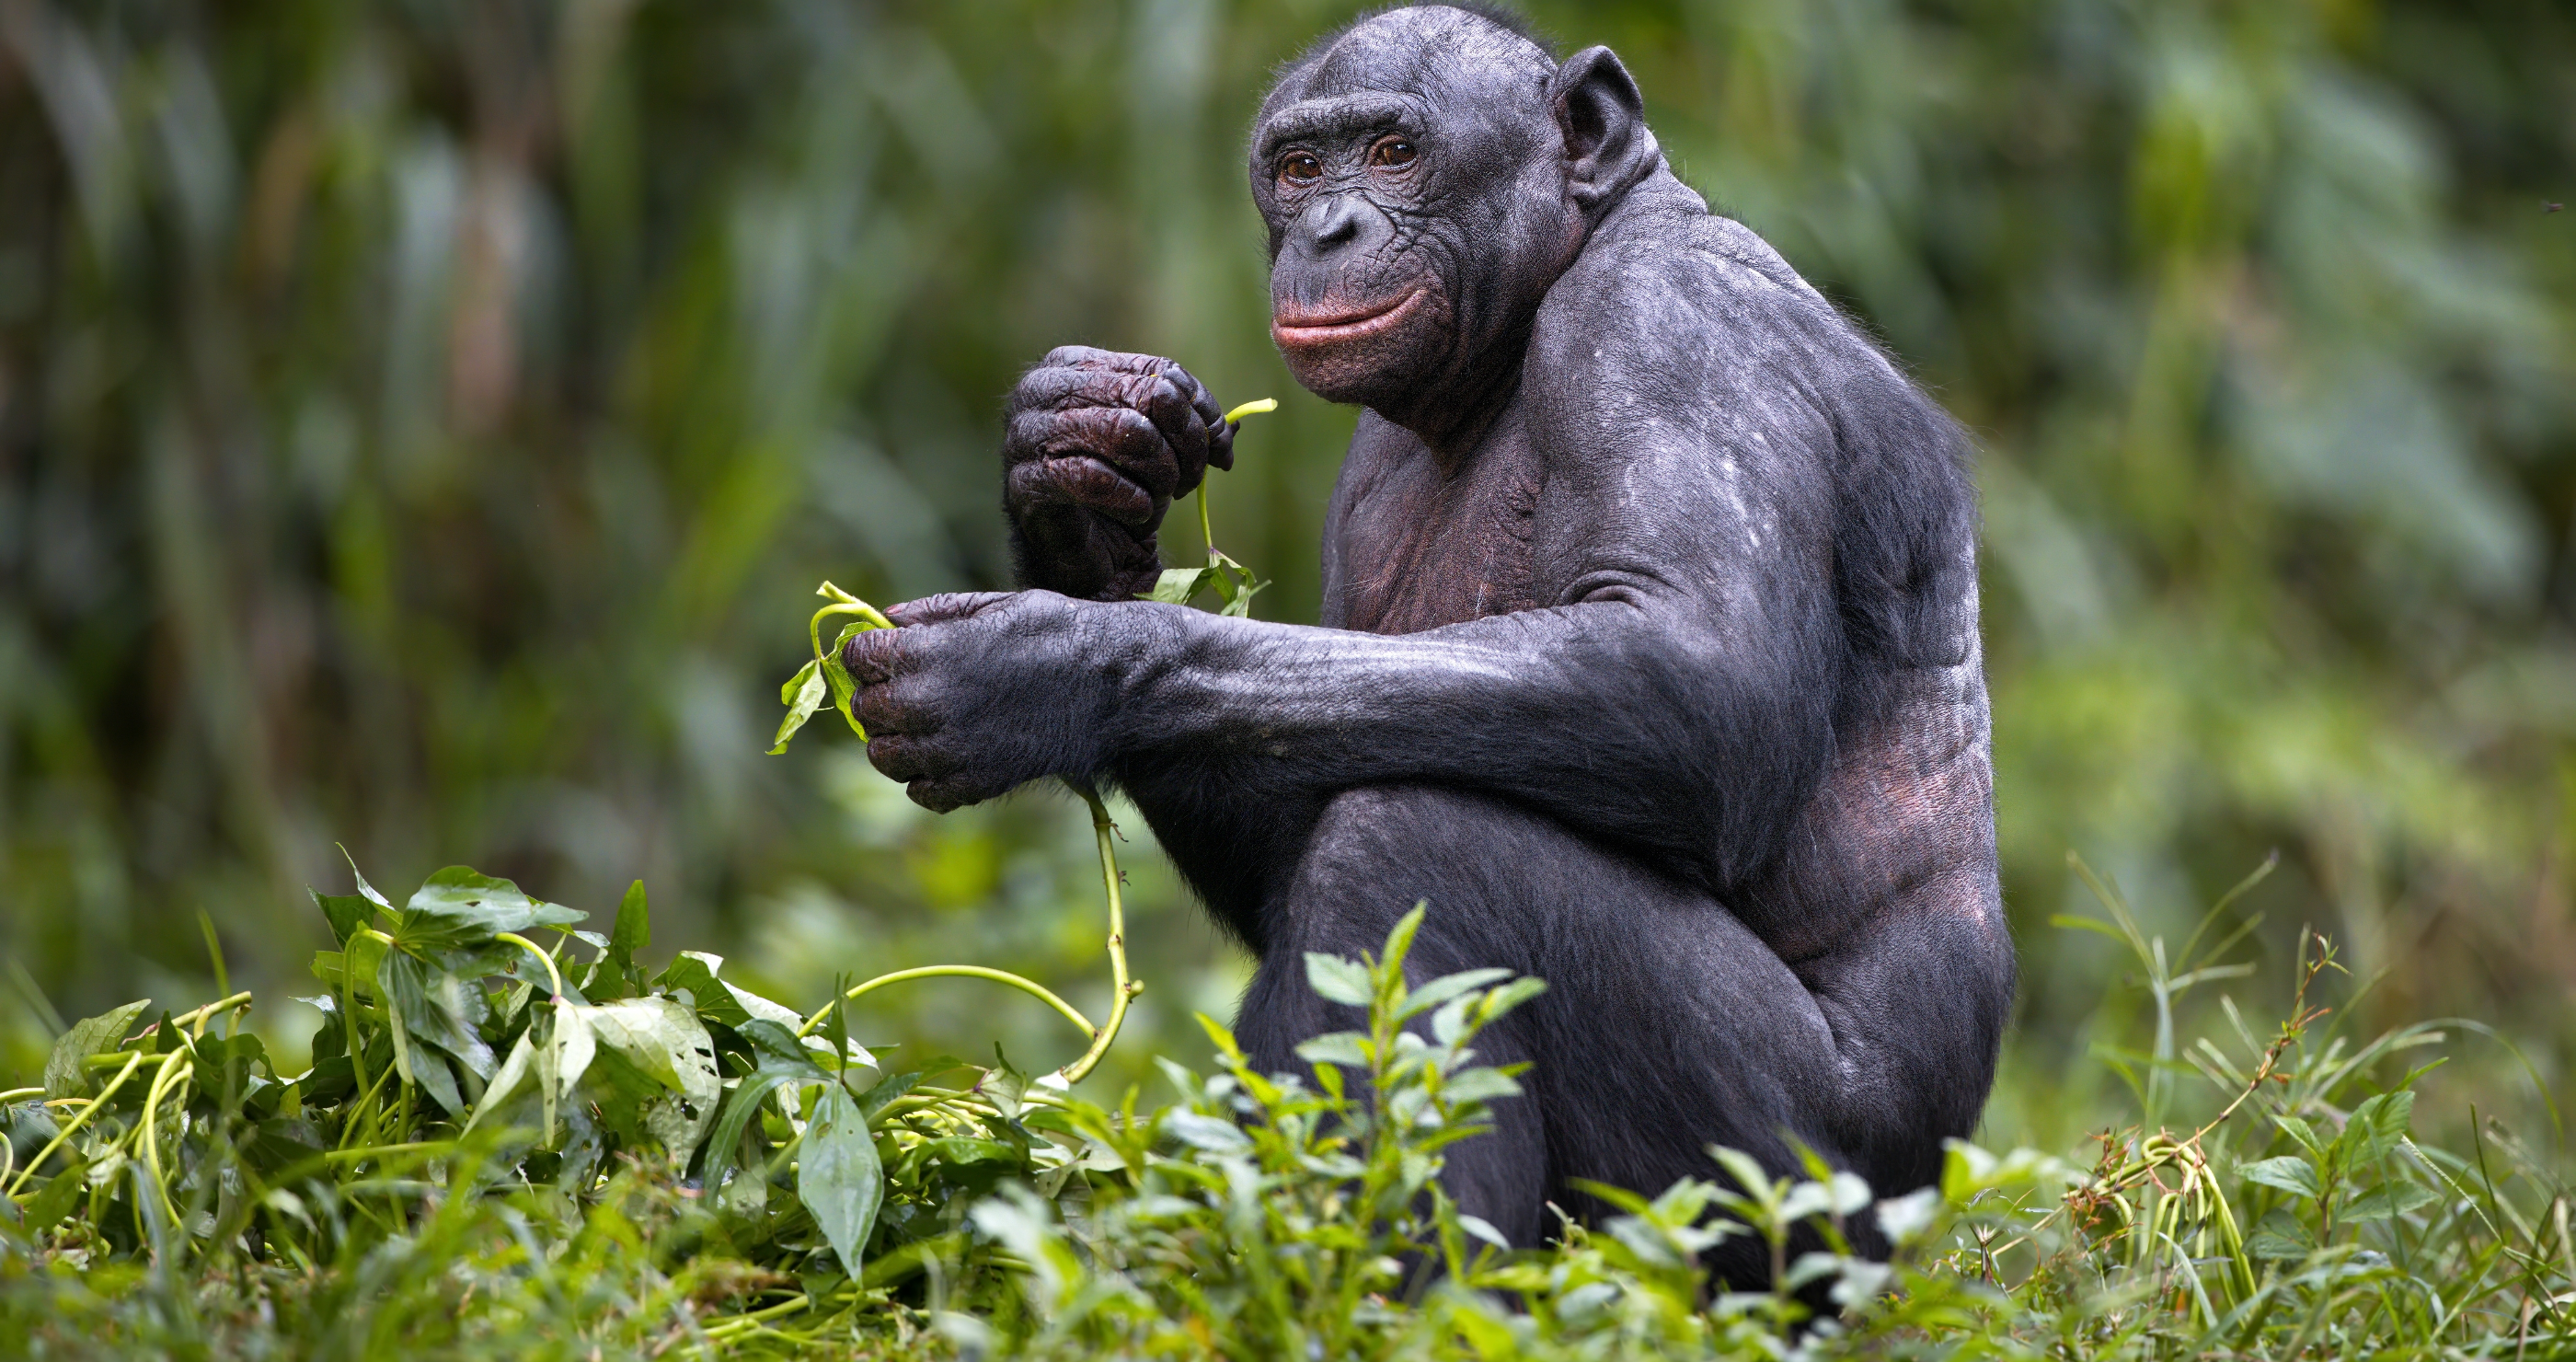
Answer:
[{"left": 1002, "top": 346, "right": 1236, "bottom": 601}]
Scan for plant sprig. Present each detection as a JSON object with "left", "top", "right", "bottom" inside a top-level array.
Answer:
[{"left": 1143, "top": 397, "right": 1276, "bottom": 616}]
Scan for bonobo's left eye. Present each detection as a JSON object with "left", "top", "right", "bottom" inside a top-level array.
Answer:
[{"left": 1368, "top": 136, "right": 1418, "bottom": 169}]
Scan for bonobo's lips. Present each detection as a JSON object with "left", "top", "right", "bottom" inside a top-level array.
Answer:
[{"left": 1271, "top": 289, "right": 1427, "bottom": 350}]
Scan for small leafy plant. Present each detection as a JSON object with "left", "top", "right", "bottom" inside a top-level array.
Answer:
[{"left": 6, "top": 862, "right": 2576, "bottom": 1358}]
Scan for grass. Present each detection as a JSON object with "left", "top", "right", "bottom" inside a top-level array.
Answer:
[{"left": 4, "top": 850, "right": 2572, "bottom": 1361}]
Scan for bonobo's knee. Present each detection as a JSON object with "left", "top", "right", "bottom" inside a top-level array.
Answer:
[{"left": 1284, "top": 785, "right": 1582, "bottom": 966}]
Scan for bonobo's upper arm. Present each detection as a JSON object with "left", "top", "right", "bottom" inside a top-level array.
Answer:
[{"left": 1520, "top": 218, "right": 1848, "bottom": 678}]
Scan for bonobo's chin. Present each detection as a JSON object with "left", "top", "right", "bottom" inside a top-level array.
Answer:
[{"left": 1271, "top": 288, "right": 1438, "bottom": 407}]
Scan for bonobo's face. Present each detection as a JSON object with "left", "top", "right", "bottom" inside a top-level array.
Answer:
[{"left": 1251, "top": 8, "right": 1583, "bottom": 429}]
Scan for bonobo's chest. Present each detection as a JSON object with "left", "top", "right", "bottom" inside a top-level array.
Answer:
[{"left": 1322, "top": 412, "right": 1549, "bottom": 635}]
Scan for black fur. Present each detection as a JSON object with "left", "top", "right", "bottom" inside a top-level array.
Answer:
[{"left": 847, "top": 4, "right": 2013, "bottom": 1287}]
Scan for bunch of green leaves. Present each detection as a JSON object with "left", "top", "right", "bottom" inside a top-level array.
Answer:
[
  {"left": 0, "top": 860, "right": 1118, "bottom": 1353},
  {"left": 771, "top": 583, "right": 893, "bottom": 755}
]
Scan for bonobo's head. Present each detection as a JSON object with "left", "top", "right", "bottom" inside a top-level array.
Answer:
[{"left": 1251, "top": 6, "right": 1659, "bottom": 435}]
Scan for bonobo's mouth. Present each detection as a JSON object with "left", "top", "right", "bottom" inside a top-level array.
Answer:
[{"left": 1271, "top": 288, "right": 1427, "bottom": 350}]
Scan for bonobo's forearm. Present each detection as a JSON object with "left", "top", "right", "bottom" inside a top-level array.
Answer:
[{"left": 1103, "top": 598, "right": 1835, "bottom": 895}]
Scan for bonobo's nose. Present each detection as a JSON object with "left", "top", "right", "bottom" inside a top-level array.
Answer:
[{"left": 1292, "top": 194, "right": 1379, "bottom": 259}]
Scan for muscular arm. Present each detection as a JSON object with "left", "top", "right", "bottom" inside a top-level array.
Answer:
[
  {"left": 1107, "top": 562, "right": 1835, "bottom": 918},
  {"left": 855, "top": 208, "right": 1961, "bottom": 943}
]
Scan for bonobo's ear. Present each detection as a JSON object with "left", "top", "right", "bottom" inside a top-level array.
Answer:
[{"left": 1547, "top": 46, "right": 1650, "bottom": 214}]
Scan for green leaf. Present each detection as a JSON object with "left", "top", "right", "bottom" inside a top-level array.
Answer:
[
  {"left": 2248, "top": 1229, "right": 2315, "bottom": 1261},
  {"left": 1294, "top": 1032, "right": 1372, "bottom": 1071},
  {"left": 770, "top": 659, "right": 827, "bottom": 754},
  {"left": 1304, "top": 952, "right": 1374, "bottom": 1008},
  {"left": 376, "top": 948, "right": 498, "bottom": 1082},
  {"left": 1165, "top": 1112, "right": 1251, "bottom": 1154},
  {"left": 2240, "top": 1155, "right": 2321, "bottom": 1199},
  {"left": 701, "top": 1057, "right": 822, "bottom": 1191},
  {"left": 1477, "top": 976, "right": 1549, "bottom": 1024},
  {"left": 43, "top": 999, "right": 149, "bottom": 1101},
  {"left": 612, "top": 881, "right": 650, "bottom": 966},
  {"left": 979, "top": 1045, "right": 1030, "bottom": 1120},
  {"left": 857, "top": 1070, "right": 924, "bottom": 1122},
  {"left": 311, "top": 890, "right": 374, "bottom": 947},
  {"left": 1394, "top": 967, "right": 1513, "bottom": 1022},
  {"left": 1440, "top": 1068, "right": 1524, "bottom": 1106},
  {"left": 800, "top": 1082, "right": 884, "bottom": 1280},
  {"left": 1380, "top": 905, "right": 1426, "bottom": 975},
  {"left": 567, "top": 997, "right": 721, "bottom": 1153},
  {"left": 1144, "top": 567, "right": 1213, "bottom": 605},
  {"left": 20, "top": 1160, "right": 86, "bottom": 1233},
  {"left": 397, "top": 866, "right": 583, "bottom": 950},
  {"left": 468, "top": 1031, "right": 535, "bottom": 1137},
  {"left": 823, "top": 623, "right": 872, "bottom": 738},
  {"left": 2273, "top": 1114, "right": 2326, "bottom": 1158},
  {"left": 2342, "top": 1181, "right": 2441, "bottom": 1222},
  {"left": 2339, "top": 1091, "right": 2415, "bottom": 1169}
]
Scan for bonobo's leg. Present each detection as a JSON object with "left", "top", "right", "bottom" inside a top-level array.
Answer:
[{"left": 1232, "top": 785, "right": 1901, "bottom": 1287}]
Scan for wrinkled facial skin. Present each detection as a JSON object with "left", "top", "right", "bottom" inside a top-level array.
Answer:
[{"left": 1251, "top": 9, "right": 1581, "bottom": 438}]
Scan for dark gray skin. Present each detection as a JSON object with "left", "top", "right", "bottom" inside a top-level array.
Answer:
[{"left": 845, "top": 6, "right": 2013, "bottom": 1284}]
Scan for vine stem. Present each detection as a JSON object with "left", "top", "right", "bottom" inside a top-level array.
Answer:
[
  {"left": 495, "top": 931, "right": 565, "bottom": 1000},
  {"left": 1054, "top": 788, "right": 1138, "bottom": 1087},
  {"left": 139, "top": 1038, "right": 196, "bottom": 1230},
  {"left": 4, "top": 1050, "right": 155, "bottom": 1197},
  {"left": 795, "top": 966, "right": 1094, "bottom": 1042}
]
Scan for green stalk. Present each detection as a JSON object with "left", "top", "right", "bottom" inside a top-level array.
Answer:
[
  {"left": 4, "top": 1050, "right": 155, "bottom": 1196},
  {"left": 1054, "top": 789, "right": 1140, "bottom": 1087},
  {"left": 495, "top": 931, "right": 565, "bottom": 1000},
  {"left": 796, "top": 966, "right": 1095, "bottom": 1042}
]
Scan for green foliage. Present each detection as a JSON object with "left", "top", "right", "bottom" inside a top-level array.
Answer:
[{"left": 8, "top": 870, "right": 2576, "bottom": 1359}]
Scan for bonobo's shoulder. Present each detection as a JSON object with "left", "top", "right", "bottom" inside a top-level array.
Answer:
[
  {"left": 1530, "top": 175, "right": 1915, "bottom": 422},
  {"left": 1542, "top": 179, "right": 1840, "bottom": 342}
]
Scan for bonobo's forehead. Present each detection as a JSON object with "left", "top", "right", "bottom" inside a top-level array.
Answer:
[{"left": 1256, "top": 6, "right": 1554, "bottom": 150}]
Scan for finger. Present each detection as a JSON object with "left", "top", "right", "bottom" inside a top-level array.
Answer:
[
  {"left": 841, "top": 627, "right": 905, "bottom": 686},
  {"left": 1205, "top": 407, "right": 1237, "bottom": 472},
  {"left": 884, "top": 592, "right": 1013, "bottom": 628},
  {"left": 866, "top": 733, "right": 955, "bottom": 786},
  {"left": 1012, "top": 364, "right": 1171, "bottom": 417},
  {"left": 1007, "top": 456, "right": 1156, "bottom": 527},
  {"left": 1006, "top": 406, "right": 1179, "bottom": 501},
  {"left": 1039, "top": 345, "right": 1176, "bottom": 376},
  {"left": 1155, "top": 359, "right": 1234, "bottom": 474},
  {"left": 908, "top": 772, "right": 1006, "bottom": 814},
  {"left": 849, "top": 670, "right": 925, "bottom": 730}
]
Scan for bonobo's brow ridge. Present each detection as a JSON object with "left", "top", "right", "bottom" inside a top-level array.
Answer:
[{"left": 1256, "top": 95, "right": 1422, "bottom": 155}]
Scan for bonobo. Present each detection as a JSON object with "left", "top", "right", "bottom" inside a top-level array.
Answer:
[{"left": 845, "top": 5, "right": 2013, "bottom": 1279}]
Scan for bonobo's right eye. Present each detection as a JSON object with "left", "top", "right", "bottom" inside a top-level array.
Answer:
[{"left": 1277, "top": 152, "right": 1323, "bottom": 188}]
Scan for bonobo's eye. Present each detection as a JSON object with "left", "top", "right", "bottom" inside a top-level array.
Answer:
[
  {"left": 1277, "top": 152, "right": 1323, "bottom": 188},
  {"left": 1368, "top": 136, "right": 1418, "bottom": 170}
]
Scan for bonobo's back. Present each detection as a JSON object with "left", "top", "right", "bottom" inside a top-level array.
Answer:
[{"left": 1510, "top": 162, "right": 2013, "bottom": 1182}]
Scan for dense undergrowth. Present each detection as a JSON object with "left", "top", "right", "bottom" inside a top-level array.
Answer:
[{"left": 3, "top": 857, "right": 2571, "bottom": 1361}]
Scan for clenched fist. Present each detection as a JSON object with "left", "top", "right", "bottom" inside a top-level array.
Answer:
[{"left": 1002, "top": 347, "right": 1236, "bottom": 600}]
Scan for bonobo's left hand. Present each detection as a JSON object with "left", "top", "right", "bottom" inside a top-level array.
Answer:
[{"left": 842, "top": 591, "right": 1133, "bottom": 812}]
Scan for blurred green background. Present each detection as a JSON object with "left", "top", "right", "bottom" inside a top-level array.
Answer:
[{"left": 1, "top": 0, "right": 2570, "bottom": 1151}]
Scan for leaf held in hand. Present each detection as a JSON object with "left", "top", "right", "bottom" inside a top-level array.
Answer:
[{"left": 769, "top": 659, "right": 827, "bottom": 754}]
